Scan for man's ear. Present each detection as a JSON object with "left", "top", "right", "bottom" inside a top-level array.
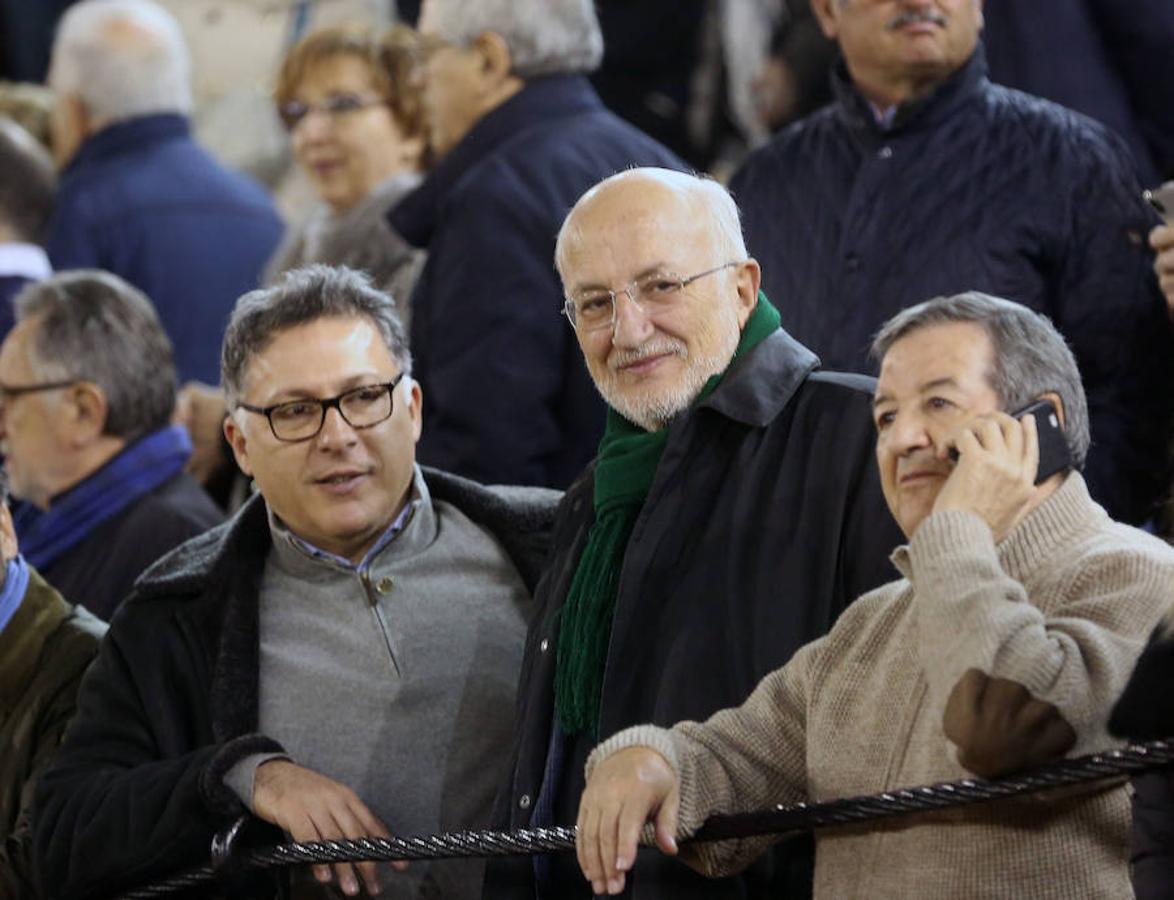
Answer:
[
  {"left": 66, "top": 382, "right": 109, "bottom": 445},
  {"left": 223, "top": 411, "right": 254, "bottom": 478},
  {"left": 470, "top": 31, "right": 515, "bottom": 88},
  {"left": 809, "top": 0, "right": 842, "bottom": 40},
  {"left": 734, "top": 258, "right": 762, "bottom": 327},
  {"left": 1040, "top": 391, "right": 1066, "bottom": 430},
  {"left": 404, "top": 377, "right": 424, "bottom": 444},
  {"left": 0, "top": 503, "right": 18, "bottom": 563}
]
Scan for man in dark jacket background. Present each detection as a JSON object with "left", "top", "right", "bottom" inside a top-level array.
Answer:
[
  {"left": 0, "top": 464, "right": 105, "bottom": 900},
  {"left": 730, "top": 0, "right": 1174, "bottom": 526},
  {"left": 44, "top": 0, "right": 283, "bottom": 385},
  {"left": 389, "top": 0, "right": 683, "bottom": 490},
  {"left": 0, "top": 271, "right": 222, "bottom": 622},
  {"left": 33, "top": 265, "right": 558, "bottom": 900},
  {"left": 486, "top": 168, "right": 903, "bottom": 900}
]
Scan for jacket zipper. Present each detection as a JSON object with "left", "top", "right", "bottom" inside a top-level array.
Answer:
[{"left": 359, "top": 570, "right": 400, "bottom": 676}]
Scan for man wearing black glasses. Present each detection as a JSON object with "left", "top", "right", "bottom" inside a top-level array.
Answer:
[
  {"left": 0, "top": 269, "right": 222, "bottom": 622},
  {"left": 33, "top": 265, "right": 558, "bottom": 900}
]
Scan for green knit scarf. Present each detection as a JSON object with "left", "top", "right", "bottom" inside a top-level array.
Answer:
[{"left": 554, "top": 292, "right": 782, "bottom": 737}]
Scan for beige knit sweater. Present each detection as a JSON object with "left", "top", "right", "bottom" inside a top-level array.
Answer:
[{"left": 589, "top": 474, "right": 1174, "bottom": 898}]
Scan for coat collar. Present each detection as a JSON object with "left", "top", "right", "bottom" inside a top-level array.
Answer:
[
  {"left": 832, "top": 43, "right": 988, "bottom": 137},
  {"left": 64, "top": 113, "right": 190, "bottom": 176},
  {"left": 389, "top": 76, "right": 604, "bottom": 249},
  {"left": 698, "top": 328, "right": 820, "bottom": 428}
]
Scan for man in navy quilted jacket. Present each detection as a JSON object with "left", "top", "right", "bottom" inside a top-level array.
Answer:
[
  {"left": 44, "top": 0, "right": 283, "bottom": 386},
  {"left": 388, "top": 0, "right": 683, "bottom": 490},
  {"left": 731, "top": 0, "right": 1174, "bottom": 526}
]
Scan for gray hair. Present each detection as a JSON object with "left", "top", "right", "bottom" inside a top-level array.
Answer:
[
  {"left": 425, "top": 0, "right": 603, "bottom": 77},
  {"left": 555, "top": 167, "right": 748, "bottom": 279},
  {"left": 50, "top": 0, "right": 192, "bottom": 124},
  {"left": 221, "top": 265, "right": 411, "bottom": 407},
  {"left": 870, "top": 291, "right": 1091, "bottom": 468},
  {"left": 14, "top": 270, "right": 177, "bottom": 441},
  {"left": 0, "top": 116, "right": 55, "bottom": 243}
]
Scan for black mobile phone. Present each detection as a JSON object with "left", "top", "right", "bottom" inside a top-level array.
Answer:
[
  {"left": 1144, "top": 182, "right": 1174, "bottom": 224},
  {"left": 1014, "top": 398, "right": 1072, "bottom": 484},
  {"left": 946, "top": 399, "right": 1071, "bottom": 484}
]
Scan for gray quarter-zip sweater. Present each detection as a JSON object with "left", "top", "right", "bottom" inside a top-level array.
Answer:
[{"left": 228, "top": 466, "right": 532, "bottom": 899}]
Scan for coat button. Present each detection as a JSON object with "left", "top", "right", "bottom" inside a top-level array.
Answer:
[
  {"left": 571, "top": 497, "right": 583, "bottom": 513},
  {"left": 540, "top": 638, "right": 549, "bottom": 653},
  {"left": 376, "top": 576, "right": 394, "bottom": 594},
  {"left": 878, "top": 146, "right": 893, "bottom": 159},
  {"left": 519, "top": 794, "right": 532, "bottom": 810},
  {"left": 845, "top": 253, "right": 861, "bottom": 272}
]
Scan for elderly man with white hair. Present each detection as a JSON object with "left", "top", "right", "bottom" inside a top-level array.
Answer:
[
  {"left": 388, "top": 0, "right": 683, "bottom": 491},
  {"left": 485, "top": 168, "right": 903, "bottom": 899},
  {"left": 45, "top": 0, "right": 282, "bottom": 385}
]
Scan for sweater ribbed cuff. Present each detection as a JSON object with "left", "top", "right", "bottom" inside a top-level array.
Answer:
[
  {"left": 586, "top": 725, "right": 681, "bottom": 784},
  {"left": 907, "top": 510, "right": 996, "bottom": 577}
]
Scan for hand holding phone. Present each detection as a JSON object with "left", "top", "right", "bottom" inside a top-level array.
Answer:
[
  {"left": 935, "top": 401, "right": 1068, "bottom": 540},
  {"left": 1144, "top": 181, "right": 1174, "bottom": 225}
]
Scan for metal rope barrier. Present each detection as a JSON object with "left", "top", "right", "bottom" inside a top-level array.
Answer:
[{"left": 115, "top": 737, "right": 1174, "bottom": 899}]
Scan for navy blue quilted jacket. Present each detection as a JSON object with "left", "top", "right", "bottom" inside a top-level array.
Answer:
[
  {"left": 731, "top": 50, "right": 1174, "bottom": 525},
  {"left": 390, "top": 76, "right": 683, "bottom": 490}
]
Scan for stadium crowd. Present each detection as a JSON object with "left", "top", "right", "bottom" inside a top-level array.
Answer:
[{"left": 0, "top": 1, "right": 1172, "bottom": 898}]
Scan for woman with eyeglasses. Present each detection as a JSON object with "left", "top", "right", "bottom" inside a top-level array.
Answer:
[{"left": 266, "top": 24, "right": 427, "bottom": 324}]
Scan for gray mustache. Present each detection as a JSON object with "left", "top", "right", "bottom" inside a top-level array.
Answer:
[{"left": 889, "top": 9, "right": 948, "bottom": 29}]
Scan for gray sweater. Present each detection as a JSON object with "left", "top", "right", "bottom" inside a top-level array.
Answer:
[{"left": 228, "top": 468, "right": 533, "bottom": 899}]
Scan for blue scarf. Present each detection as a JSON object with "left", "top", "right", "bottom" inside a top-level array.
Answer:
[
  {"left": 14, "top": 425, "right": 192, "bottom": 570},
  {"left": 0, "top": 554, "right": 29, "bottom": 634}
]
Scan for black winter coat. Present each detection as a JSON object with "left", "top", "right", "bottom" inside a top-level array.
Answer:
[
  {"left": 486, "top": 329, "right": 905, "bottom": 899},
  {"left": 730, "top": 49, "right": 1174, "bottom": 526},
  {"left": 32, "top": 470, "right": 558, "bottom": 900},
  {"left": 39, "top": 471, "right": 223, "bottom": 622},
  {"left": 389, "top": 76, "right": 684, "bottom": 491}
]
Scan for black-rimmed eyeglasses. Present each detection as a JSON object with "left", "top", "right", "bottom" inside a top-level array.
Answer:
[
  {"left": 237, "top": 374, "right": 405, "bottom": 442},
  {"left": 0, "top": 379, "right": 81, "bottom": 404}
]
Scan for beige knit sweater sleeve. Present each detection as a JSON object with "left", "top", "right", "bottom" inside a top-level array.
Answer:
[
  {"left": 908, "top": 507, "right": 1174, "bottom": 754},
  {"left": 585, "top": 640, "right": 816, "bottom": 877}
]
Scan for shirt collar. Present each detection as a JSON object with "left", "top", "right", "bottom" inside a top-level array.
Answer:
[
  {"left": 267, "top": 464, "right": 430, "bottom": 574},
  {"left": 0, "top": 243, "right": 51, "bottom": 281}
]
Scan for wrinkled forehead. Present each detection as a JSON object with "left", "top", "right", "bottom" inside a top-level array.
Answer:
[
  {"left": 560, "top": 182, "right": 714, "bottom": 280},
  {"left": 876, "top": 321, "right": 996, "bottom": 396}
]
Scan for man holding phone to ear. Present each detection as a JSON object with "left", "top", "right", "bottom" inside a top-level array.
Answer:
[{"left": 576, "top": 291, "right": 1174, "bottom": 899}]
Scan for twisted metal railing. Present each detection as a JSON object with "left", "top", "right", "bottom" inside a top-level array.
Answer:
[{"left": 116, "top": 737, "right": 1174, "bottom": 899}]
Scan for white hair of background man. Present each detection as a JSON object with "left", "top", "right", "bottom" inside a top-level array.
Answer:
[
  {"left": 50, "top": 0, "right": 193, "bottom": 125},
  {"left": 424, "top": 0, "right": 603, "bottom": 78},
  {"left": 555, "top": 167, "right": 749, "bottom": 279}
]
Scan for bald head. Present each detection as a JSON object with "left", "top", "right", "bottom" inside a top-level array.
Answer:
[
  {"left": 49, "top": 0, "right": 192, "bottom": 129},
  {"left": 555, "top": 168, "right": 760, "bottom": 431},
  {"left": 555, "top": 168, "right": 747, "bottom": 281}
]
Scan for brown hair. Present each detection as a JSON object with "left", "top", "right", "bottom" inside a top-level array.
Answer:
[{"left": 274, "top": 23, "right": 425, "bottom": 139}]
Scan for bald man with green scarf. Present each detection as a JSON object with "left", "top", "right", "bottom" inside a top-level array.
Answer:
[{"left": 484, "top": 168, "right": 905, "bottom": 900}]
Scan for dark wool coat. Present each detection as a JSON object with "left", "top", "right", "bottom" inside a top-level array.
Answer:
[
  {"left": 46, "top": 114, "right": 284, "bottom": 385},
  {"left": 1108, "top": 623, "right": 1174, "bottom": 900},
  {"left": 38, "top": 471, "right": 224, "bottom": 622},
  {"left": 730, "top": 49, "right": 1174, "bottom": 527},
  {"left": 389, "top": 75, "right": 684, "bottom": 491},
  {"left": 485, "top": 329, "right": 906, "bottom": 900},
  {"left": 32, "top": 469, "right": 558, "bottom": 900},
  {"left": 983, "top": 2, "right": 1174, "bottom": 184},
  {"left": 0, "top": 569, "right": 105, "bottom": 900}
]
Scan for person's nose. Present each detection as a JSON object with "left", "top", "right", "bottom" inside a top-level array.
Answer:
[
  {"left": 314, "top": 403, "right": 358, "bottom": 449},
  {"left": 887, "top": 410, "right": 934, "bottom": 457},
  {"left": 610, "top": 288, "right": 655, "bottom": 349}
]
